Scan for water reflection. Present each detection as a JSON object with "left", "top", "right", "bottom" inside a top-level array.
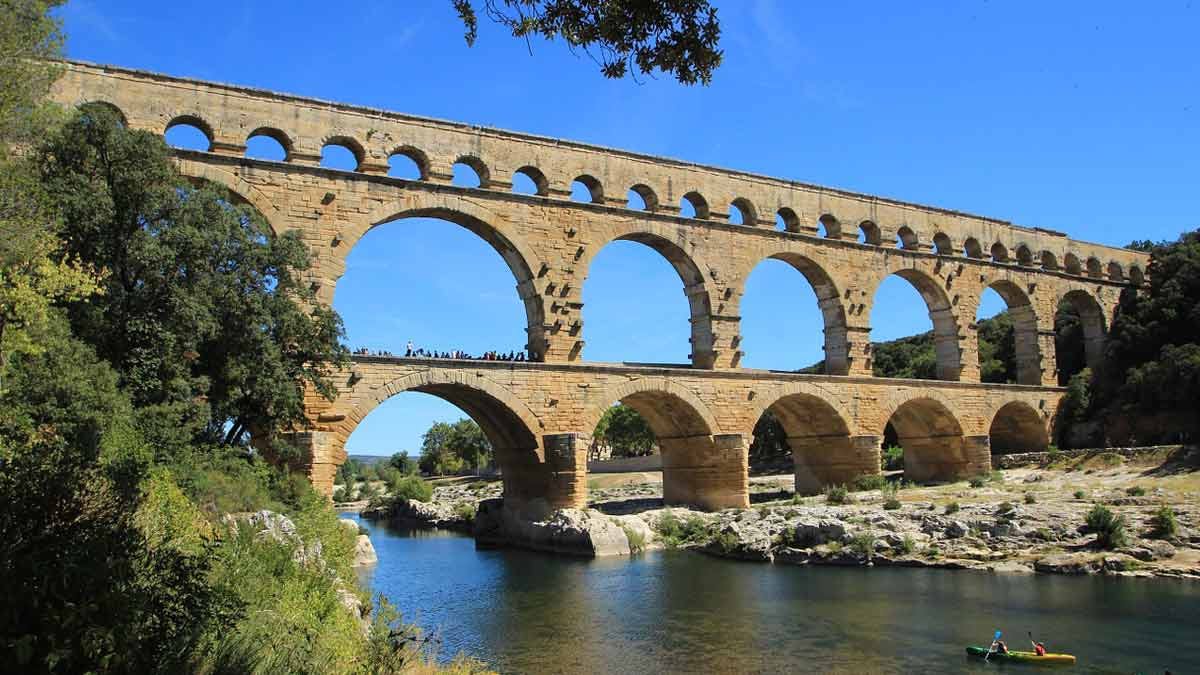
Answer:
[{"left": 351, "top": 514, "right": 1199, "bottom": 674}]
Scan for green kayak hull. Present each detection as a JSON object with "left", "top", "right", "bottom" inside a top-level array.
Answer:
[{"left": 966, "top": 646, "right": 1076, "bottom": 665}]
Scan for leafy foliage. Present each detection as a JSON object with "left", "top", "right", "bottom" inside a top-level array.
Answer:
[
  {"left": 419, "top": 418, "right": 492, "bottom": 474},
  {"left": 1085, "top": 504, "right": 1128, "bottom": 549},
  {"left": 38, "top": 108, "right": 348, "bottom": 445},
  {"left": 592, "top": 403, "right": 656, "bottom": 458},
  {"left": 391, "top": 475, "right": 435, "bottom": 502},
  {"left": 452, "top": 0, "right": 723, "bottom": 84},
  {"left": 748, "top": 410, "right": 789, "bottom": 467}
]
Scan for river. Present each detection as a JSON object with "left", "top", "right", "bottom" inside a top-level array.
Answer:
[{"left": 349, "top": 513, "right": 1198, "bottom": 674}]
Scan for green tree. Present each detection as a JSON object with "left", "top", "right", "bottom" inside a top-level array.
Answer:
[
  {"left": 448, "top": 418, "right": 492, "bottom": 470},
  {"left": 0, "top": 0, "right": 65, "bottom": 145},
  {"left": 748, "top": 410, "right": 789, "bottom": 467},
  {"left": 389, "top": 450, "right": 416, "bottom": 475},
  {"left": 452, "top": 0, "right": 722, "bottom": 85},
  {"left": 37, "top": 108, "right": 349, "bottom": 447},
  {"left": 418, "top": 419, "right": 491, "bottom": 474},
  {"left": 594, "top": 404, "right": 656, "bottom": 457}
]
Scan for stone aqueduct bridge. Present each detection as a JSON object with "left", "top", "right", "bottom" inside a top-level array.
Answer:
[{"left": 52, "top": 61, "right": 1149, "bottom": 511}]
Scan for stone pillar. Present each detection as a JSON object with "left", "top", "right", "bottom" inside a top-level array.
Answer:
[
  {"left": 209, "top": 139, "right": 245, "bottom": 157},
  {"left": 277, "top": 430, "right": 343, "bottom": 499},
  {"left": 819, "top": 296, "right": 851, "bottom": 375},
  {"left": 843, "top": 325, "right": 874, "bottom": 377},
  {"left": 1010, "top": 304, "right": 1042, "bottom": 386},
  {"left": 1037, "top": 328, "right": 1059, "bottom": 386},
  {"left": 543, "top": 433, "right": 589, "bottom": 509},
  {"left": 709, "top": 314, "right": 742, "bottom": 369},
  {"left": 903, "top": 434, "right": 990, "bottom": 482},
  {"left": 497, "top": 434, "right": 588, "bottom": 518},
  {"left": 660, "top": 434, "right": 748, "bottom": 510},
  {"left": 931, "top": 307, "right": 963, "bottom": 381},
  {"left": 790, "top": 435, "right": 881, "bottom": 494}
]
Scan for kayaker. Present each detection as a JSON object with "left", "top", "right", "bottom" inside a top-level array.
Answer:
[
  {"left": 1032, "top": 640, "right": 1046, "bottom": 656},
  {"left": 995, "top": 640, "right": 1009, "bottom": 655}
]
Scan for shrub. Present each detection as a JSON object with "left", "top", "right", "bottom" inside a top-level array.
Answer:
[
  {"left": 898, "top": 533, "right": 916, "bottom": 555},
  {"left": 391, "top": 476, "right": 433, "bottom": 502},
  {"left": 968, "top": 476, "right": 986, "bottom": 489},
  {"left": 853, "top": 474, "right": 886, "bottom": 492},
  {"left": 988, "top": 470, "right": 1004, "bottom": 483},
  {"left": 944, "top": 502, "right": 960, "bottom": 515},
  {"left": 826, "top": 540, "right": 844, "bottom": 554},
  {"left": 622, "top": 526, "right": 646, "bottom": 553},
  {"left": 1047, "top": 444, "right": 1061, "bottom": 457},
  {"left": 824, "top": 484, "right": 852, "bottom": 505},
  {"left": 711, "top": 530, "right": 740, "bottom": 554},
  {"left": 1126, "top": 485, "right": 1146, "bottom": 497},
  {"left": 1024, "top": 493, "right": 1037, "bottom": 504},
  {"left": 997, "top": 502, "right": 1016, "bottom": 516},
  {"left": 790, "top": 493, "right": 805, "bottom": 505},
  {"left": 1032, "top": 527, "right": 1055, "bottom": 542},
  {"left": 331, "top": 485, "right": 353, "bottom": 504},
  {"left": 849, "top": 532, "right": 876, "bottom": 559},
  {"left": 881, "top": 482, "right": 901, "bottom": 510},
  {"left": 1073, "top": 490, "right": 1087, "bottom": 500},
  {"left": 453, "top": 502, "right": 477, "bottom": 521},
  {"left": 1085, "top": 504, "right": 1128, "bottom": 549},
  {"left": 654, "top": 512, "right": 710, "bottom": 548},
  {"left": 1152, "top": 505, "right": 1178, "bottom": 538},
  {"left": 882, "top": 445, "right": 904, "bottom": 471}
]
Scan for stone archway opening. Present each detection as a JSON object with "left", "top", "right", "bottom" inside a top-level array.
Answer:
[
  {"left": 740, "top": 254, "right": 847, "bottom": 374},
  {"left": 1054, "top": 290, "right": 1106, "bottom": 385},
  {"left": 869, "top": 271, "right": 961, "bottom": 381},
  {"left": 751, "top": 392, "right": 871, "bottom": 495},
  {"left": 586, "top": 384, "right": 745, "bottom": 511},
  {"left": 582, "top": 234, "right": 714, "bottom": 368},
  {"left": 335, "top": 382, "right": 557, "bottom": 511},
  {"left": 884, "top": 398, "right": 984, "bottom": 483},
  {"left": 988, "top": 401, "right": 1048, "bottom": 455},
  {"left": 975, "top": 281, "right": 1041, "bottom": 385},
  {"left": 333, "top": 212, "right": 543, "bottom": 362}
]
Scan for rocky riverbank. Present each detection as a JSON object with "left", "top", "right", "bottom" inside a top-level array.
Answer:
[{"left": 359, "top": 448, "right": 1200, "bottom": 579}]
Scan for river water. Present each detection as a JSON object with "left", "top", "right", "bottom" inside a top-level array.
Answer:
[{"left": 349, "top": 513, "right": 1198, "bottom": 674}]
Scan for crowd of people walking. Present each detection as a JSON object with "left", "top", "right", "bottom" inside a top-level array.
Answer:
[{"left": 351, "top": 341, "right": 539, "bottom": 362}]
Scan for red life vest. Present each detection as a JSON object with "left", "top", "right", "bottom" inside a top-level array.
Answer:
[{"left": 1034, "top": 643, "right": 1046, "bottom": 656}]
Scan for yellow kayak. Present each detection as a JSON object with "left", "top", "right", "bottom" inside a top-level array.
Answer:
[{"left": 965, "top": 646, "right": 1077, "bottom": 665}]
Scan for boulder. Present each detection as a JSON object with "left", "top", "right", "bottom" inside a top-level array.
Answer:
[
  {"left": 707, "top": 520, "right": 773, "bottom": 562},
  {"left": 478, "top": 503, "right": 634, "bottom": 557},
  {"left": 944, "top": 520, "right": 969, "bottom": 539},
  {"left": 792, "top": 519, "right": 847, "bottom": 547},
  {"left": 1034, "top": 552, "right": 1101, "bottom": 575},
  {"left": 353, "top": 534, "right": 377, "bottom": 567}
]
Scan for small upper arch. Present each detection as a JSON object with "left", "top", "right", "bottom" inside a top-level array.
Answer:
[
  {"left": 776, "top": 207, "right": 800, "bottom": 232},
  {"left": 452, "top": 154, "right": 491, "bottom": 188},
  {"left": 932, "top": 232, "right": 954, "bottom": 255},
  {"left": 165, "top": 114, "right": 214, "bottom": 151},
  {"left": 896, "top": 226, "right": 919, "bottom": 250},
  {"left": 245, "top": 126, "right": 293, "bottom": 161},
  {"left": 387, "top": 145, "right": 430, "bottom": 180},
  {"left": 680, "top": 191, "right": 710, "bottom": 219},
  {"left": 818, "top": 214, "right": 841, "bottom": 239},
  {"left": 80, "top": 100, "right": 127, "bottom": 126},
  {"left": 1064, "top": 252, "right": 1083, "bottom": 275},
  {"left": 990, "top": 242, "right": 1010, "bottom": 263},
  {"left": 1085, "top": 256, "right": 1104, "bottom": 279},
  {"left": 729, "top": 197, "right": 757, "bottom": 226},
  {"left": 629, "top": 183, "right": 659, "bottom": 212},
  {"left": 859, "top": 220, "right": 882, "bottom": 246},
  {"left": 1040, "top": 250, "right": 1059, "bottom": 270},
  {"left": 1015, "top": 244, "right": 1034, "bottom": 266},
  {"left": 321, "top": 134, "right": 366, "bottom": 171},
  {"left": 1106, "top": 261, "right": 1125, "bottom": 282},
  {"left": 1128, "top": 265, "right": 1145, "bottom": 286},
  {"left": 963, "top": 237, "right": 984, "bottom": 259},
  {"left": 572, "top": 175, "right": 604, "bottom": 204},
  {"left": 512, "top": 165, "right": 549, "bottom": 196}
]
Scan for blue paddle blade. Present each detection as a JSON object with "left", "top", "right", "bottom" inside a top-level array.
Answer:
[{"left": 994, "top": 631, "right": 1002, "bottom": 639}]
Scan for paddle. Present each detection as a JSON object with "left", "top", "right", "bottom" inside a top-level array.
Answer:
[
  {"left": 1029, "top": 630, "right": 1041, "bottom": 655},
  {"left": 985, "top": 630, "right": 1002, "bottom": 662}
]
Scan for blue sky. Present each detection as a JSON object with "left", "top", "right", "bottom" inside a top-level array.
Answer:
[{"left": 59, "top": 1, "right": 1199, "bottom": 455}]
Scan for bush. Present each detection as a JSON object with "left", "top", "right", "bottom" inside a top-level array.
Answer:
[
  {"left": 1073, "top": 490, "right": 1087, "bottom": 500},
  {"left": 1085, "top": 504, "right": 1128, "bottom": 549},
  {"left": 988, "top": 470, "right": 1004, "bottom": 483},
  {"left": 881, "top": 482, "right": 901, "bottom": 510},
  {"left": 332, "top": 485, "right": 353, "bottom": 504},
  {"left": 1126, "top": 485, "right": 1146, "bottom": 496},
  {"left": 391, "top": 476, "right": 433, "bottom": 502},
  {"left": 453, "top": 502, "right": 477, "bottom": 521},
  {"left": 853, "top": 474, "right": 886, "bottom": 492},
  {"left": 944, "top": 502, "right": 960, "bottom": 515},
  {"left": 997, "top": 501, "right": 1016, "bottom": 515},
  {"left": 711, "top": 530, "right": 740, "bottom": 554},
  {"left": 1152, "top": 505, "right": 1178, "bottom": 538},
  {"left": 824, "top": 484, "right": 852, "bottom": 505},
  {"left": 1024, "top": 493, "right": 1037, "bottom": 504},
  {"left": 654, "top": 513, "right": 711, "bottom": 548},
  {"left": 623, "top": 525, "right": 646, "bottom": 553},
  {"left": 849, "top": 532, "right": 877, "bottom": 559},
  {"left": 968, "top": 476, "right": 986, "bottom": 489},
  {"left": 882, "top": 445, "right": 904, "bottom": 471},
  {"left": 898, "top": 533, "right": 916, "bottom": 555}
]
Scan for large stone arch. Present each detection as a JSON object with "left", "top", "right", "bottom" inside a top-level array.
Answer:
[
  {"left": 878, "top": 392, "right": 988, "bottom": 482},
  {"left": 335, "top": 369, "right": 572, "bottom": 509},
  {"left": 748, "top": 382, "right": 875, "bottom": 494},
  {"left": 870, "top": 266, "right": 963, "bottom": 381},
  {"left": 988, "top": 400, "right": 1049, "bottom": 454},
  {"left": 579, "top": 224, "right": 718, "bottom": 368},
  {"left": 1055, "top": 287, "right": 1108, "bottom": 378},
  {"left": 740, "top": 250, "right": 851, "bottom": 374},
  {"left": 583, "top": 376, "right": 744, "bottom": 509},
  {"left": 977, "top": 278, "right": 1043, "bottom": 385},
  {"left": 345, "top": 193, "right": 550, "bottom": 359},
  {"left": 175, "top": 159, "right": 286, "bottom": 233}
]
